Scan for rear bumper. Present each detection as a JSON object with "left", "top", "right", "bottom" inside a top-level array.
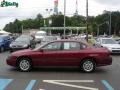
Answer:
[{"left": 97, "top": 56, "right": 112, "bottom": 66}]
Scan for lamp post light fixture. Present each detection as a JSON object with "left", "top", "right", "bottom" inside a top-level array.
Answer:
[{"left": 46, "top": 9, "right": 53, "bottom": 16}]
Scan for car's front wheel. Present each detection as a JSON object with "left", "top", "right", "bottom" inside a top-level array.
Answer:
[
  {"left": 18, "top": 58, "right": 32, "bottom": 72},
  {"left": 81, "top": 59, "right": 96, "bottom": 73}
]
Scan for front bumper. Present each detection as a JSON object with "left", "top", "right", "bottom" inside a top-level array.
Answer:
[
  {"left": 108, "top": 49, "right": 120, "bottom": 54},
  {"left": 6, "top": 56, "right": 17, "bottom": 67}
]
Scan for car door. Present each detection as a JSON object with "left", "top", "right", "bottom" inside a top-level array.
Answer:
[
  {"left": 4, "top": 37, "right": 10, "bottom": 48},
  {"left": 53, "top": 41, "right": 84, "bottom": 66},
  {"left": 36, "top": 41, "right": 62, "bottom": 66}
]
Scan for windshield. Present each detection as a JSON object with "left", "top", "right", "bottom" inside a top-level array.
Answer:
[
  {"left": 15, "top": 37, "right": 29, "bottom": 43},
  {"left": 102, "top": 39, "right": 117, "bottom": 44},
  {"left": 35, "top": 33, "right": 46, "bottom": 36},
  {"left": 34, "top": 42, "right": 47, "bottom": 50}
]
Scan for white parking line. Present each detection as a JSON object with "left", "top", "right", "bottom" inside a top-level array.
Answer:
[
  {"left": 43, "top": 80, "right": 99, "bottom": 90},
  {"left": 44, "top": 80, "right": 94, "bottom": 82}
]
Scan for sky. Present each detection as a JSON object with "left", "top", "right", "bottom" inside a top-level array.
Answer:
[{"left": 0, "top": 0, "right": 120, "bottom": 29}]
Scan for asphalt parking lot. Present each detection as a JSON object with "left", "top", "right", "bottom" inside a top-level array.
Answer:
[{"left": 0, "top": 51, "right": 120, "bottom": 90}]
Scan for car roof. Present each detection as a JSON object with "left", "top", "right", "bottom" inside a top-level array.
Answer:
[
  {"left": 48, "top": 39, "right": 89, "bottom": 45},
  {"left": 98, "top": 37, "right": 113, "bottom": 39},
  {"left": 0, "top": 35, "right": 9, "bottom": 38}
]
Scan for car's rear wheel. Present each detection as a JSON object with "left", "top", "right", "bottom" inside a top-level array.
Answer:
[
  {"left": 81, "top": 59, "right": 96, "bottom": 73},
  {"left": 18, "top": 58, "right": 32, "bottom": 72}
]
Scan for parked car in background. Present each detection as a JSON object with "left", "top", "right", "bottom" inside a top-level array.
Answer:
[
  {"left": 35, "top": 31, "right": 46, "bottom": 43},
  {"left": 41, "top": 36, "right": 61, "bottom": 45},
  {"left": 0, "top": 35, "right": 13, "bottom": 52},
  {"left": 7, "top": 40, "right": 112, "bottom": 72},
  {"left": 94, "top": 37, "right": 120, "bottom": 53},
  {"left": 9, "top": 35, "right": 36, "bottom": 52},
  {"left": 114, "top": 38, "right": 120, "bottom": 44}
]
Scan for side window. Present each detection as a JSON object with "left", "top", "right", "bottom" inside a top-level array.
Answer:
[
  {"left": 96, "top": 38, "right": 99, "bottom": 42},
  {"left": 63, "top": 42, "right": 80, "bottom": 50},
  {"left": 64, "top": 42, "right": 70, "bottom": 50},
  {"left": 7, "top": 37, "right": 10, "bottom": 40},
  {"left": 96, "top": 38, "right": 100, "bottom": 44},
  {"left": 4, "top": 37, "right": 10, "bottom": 41},
  {"left": 30, "top": 36, "right": 34, "bottom": 40},
  {"left": 42, "top": 42, "right": 61, "bottom": 50},
  {"left": 4, "top": 37, "right": 7, "bottom": 41}
]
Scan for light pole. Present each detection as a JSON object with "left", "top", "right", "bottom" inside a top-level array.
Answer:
[
  {"left": 97, "top": 25, "right": 99, "bottom": 37},
  {"left": 97, "top": 21, "right": 109, "bottom": 36},
  {"left": 64, "top": 0, "right": 66, "bottom": 39},
  {"left": 86, "top": 0, "right": 88, "bottom": 42},
  {"left": 46, "top": 9, "right": 53, "bottom": 35},
  {"left": 44, "top": 19, "right": 46, "bottom": 27},
  {"left": 109, "top": 12, "right": 111, "bottom": 36}
]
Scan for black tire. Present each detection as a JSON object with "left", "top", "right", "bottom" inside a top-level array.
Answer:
[
  {"left": 0, "top": 46, "right": 4, "bottom": 53},
  {"left": 18, "top": 58, "right": 32, "bottom": 72},
  {"left": 9, "top": 49, "right": 13, "bottom": 52},
  {"left": 80, "top": 59, "right": 96, "bottom": 73}
]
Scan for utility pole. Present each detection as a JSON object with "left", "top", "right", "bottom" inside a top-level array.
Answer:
[
  {"left": 97, "top": 25, "right": 99, "bottom": 37},
  {"left": 64, "top": 0, "right": 66, "bottom": 39},
  {"left": 46, "top": 8, "right": 53, "bottom": 35},
  {"left": 109, "top": 12, "right": 111, "bottom": 36},
  {"left": 86, "top": 0, "right": 88, "bottom": 42},
  {"left": 21, "top": 25, "right": 23, "bottom": 34}
]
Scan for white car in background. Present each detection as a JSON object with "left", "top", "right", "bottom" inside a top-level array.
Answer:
[
  {"left": 35, "top": 31, "right": 46, "bottom": 43},
  {"left": 41, "top": 36, "right": 61, "bottom": 45},
  {"left": 95, "top": 37, "right": 120, "bottom": 53}
]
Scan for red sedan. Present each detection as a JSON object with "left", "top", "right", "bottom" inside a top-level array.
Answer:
[{"left": 6, "top": 40, "right": 112, "bottom": 72}]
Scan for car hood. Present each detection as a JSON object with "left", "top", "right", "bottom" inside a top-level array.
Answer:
[
  {"left": 11, "top": 41, "right": 29, "bottom": 46},
  {"left": 102, "top": 44, "right": 120, "bottom": 48},
  {"left": 11, "top": 49, "right": 34, "bottom": 56}
]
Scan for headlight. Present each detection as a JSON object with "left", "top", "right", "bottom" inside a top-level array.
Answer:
[
  {"left": 23, "top": 44, "right": 28, "bottom": 47},
  {"left": 107, "top": 47, "right": 112, "bottom": 51},
  {"left": 9, "top": 44, "right": 12, "bottom": 47}
]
